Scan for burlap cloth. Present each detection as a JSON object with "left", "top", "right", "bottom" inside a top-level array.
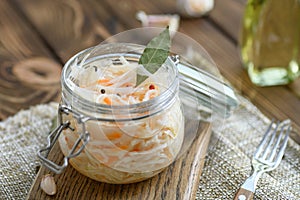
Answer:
[{"left": 0, "top": 95, "right": 299, "bottom": 199}]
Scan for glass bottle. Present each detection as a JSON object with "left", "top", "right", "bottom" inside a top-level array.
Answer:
[{"left": 240, "top": 0, "right": 300, "bottom": 86}]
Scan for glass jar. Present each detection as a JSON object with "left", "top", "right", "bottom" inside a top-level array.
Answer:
[
  {"left": 240, "top": 0, "right": 300, "bottom": 86},
  {"left": 45, "top": 43, "right": 184, "bottom": 184}
]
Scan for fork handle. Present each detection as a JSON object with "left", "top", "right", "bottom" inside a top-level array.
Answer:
[{"left": 234, "top": 188, "right": 254, "bottom": 200}]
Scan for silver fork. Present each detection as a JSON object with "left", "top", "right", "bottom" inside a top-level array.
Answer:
[{"left": 234, "top": 120, "right": 291, "bottom": 200}]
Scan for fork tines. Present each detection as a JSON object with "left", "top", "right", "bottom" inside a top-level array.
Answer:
[{"left": 254, "top": 120, "right": 291, "bottom": 164}]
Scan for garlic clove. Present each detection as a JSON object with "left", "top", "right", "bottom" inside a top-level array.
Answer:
[
  {"left": 177, "top": 0, "right": 214, "bottom": 17},
  {"left": 40, "top": 174, "right": 57, "bottom": 196},
  {"left": 136, "top": 11, "right": 180, "bottom": 33}
]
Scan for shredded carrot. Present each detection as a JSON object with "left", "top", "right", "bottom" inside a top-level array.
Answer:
[
  {"left": 138, "top": 94, "right": 145, "bottom": 101},
  {"left": 107, "top": 132, "right": 122, "bottom": 140},
  {"left": 118, "top": 145, "right": 129, "bottom": 150},
  {"left": 97, "top": 78, "right": 110, "bottom": 84},
  {"left": 104, "top": 97, "right": 112, "bottom": 105},
  {"left": 132, "top": 143, "right": 142, "bottom": 152},
  {"left": 97, "top": 78, "right": 113, "bottom": 86}
]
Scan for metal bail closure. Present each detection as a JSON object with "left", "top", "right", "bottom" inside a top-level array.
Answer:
[{"left": 37, "top": 105, "right": 90, "bottom": 174}]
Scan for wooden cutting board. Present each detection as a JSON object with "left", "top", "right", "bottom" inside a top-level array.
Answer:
[{"left": 27, "top": 122, "right": 211, "bottom": 200}]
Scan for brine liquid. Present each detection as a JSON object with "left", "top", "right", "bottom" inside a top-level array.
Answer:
[{"left": 240, "top": 0, "right": 300, "bottom": 86}]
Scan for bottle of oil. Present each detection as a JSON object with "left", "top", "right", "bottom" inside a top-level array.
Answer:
[{"left": 240, "top": 0, "right": 300, "bottom": 86}]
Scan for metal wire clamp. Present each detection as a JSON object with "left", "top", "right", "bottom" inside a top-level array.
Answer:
[{"left": 37, "top": 105, "right": 90, "bottom": 174}]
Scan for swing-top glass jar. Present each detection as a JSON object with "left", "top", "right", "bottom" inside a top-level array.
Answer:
[{"left": 43, "top": 43, "right": 184, "bottom": 184}]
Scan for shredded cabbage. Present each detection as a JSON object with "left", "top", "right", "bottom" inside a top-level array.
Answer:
[{"left": 59, "top": 56, "right": 184, "bottom": 184}]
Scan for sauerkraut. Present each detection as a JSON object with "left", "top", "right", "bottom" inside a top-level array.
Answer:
[{"left": 58, "top": 55, "right": 184, "bottom": 184}]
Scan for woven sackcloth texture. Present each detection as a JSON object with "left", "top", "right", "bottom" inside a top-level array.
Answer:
[
  {"left": 0, "top": 103, "right": 58, "bottom": 200},
  {"left": 196, "top": 96, "right": 300, "bottom": 200},
  {"left": 0, "top": 96, "right": 299, "bottom": 199}
]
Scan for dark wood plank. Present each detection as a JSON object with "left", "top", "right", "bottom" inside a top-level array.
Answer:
[
  {"left": 14, "top": 0, "right": 125, "bottom": 63},
  {"left": 209, "top": 0, "right": 245, "bottom": 42},
  {"left": 0, "top": 0, "right": 61, "bottom": 120},
  {"left": 27, "top": 123, "right": 212, "bottom": 200}
]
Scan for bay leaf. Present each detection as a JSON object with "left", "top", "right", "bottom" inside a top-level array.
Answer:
[{"left": 136, "top": 27, "right": 171, "bottom": 86}]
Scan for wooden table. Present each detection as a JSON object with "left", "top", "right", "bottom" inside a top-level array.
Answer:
[{"left": 1, "top": 0, "right": 299, "bottom": 142}]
